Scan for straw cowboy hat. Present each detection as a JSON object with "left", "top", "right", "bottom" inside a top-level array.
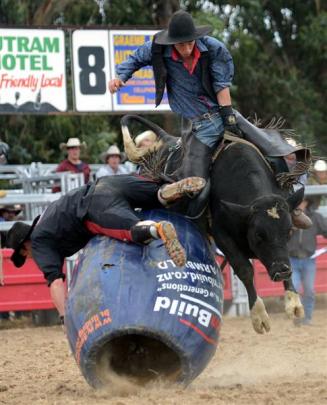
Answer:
[
  {"left": 101, "top": 145, "right": 123, "bottom": 162},
  {"left": 134, "top": 130, "right": 157, "bottom": 147},
  {"left": 314, "top": 160, "right": 327, "bottom": 172},
  {"left": 154, "top": 10, "right": 212, "bottom": 45},
  {"left": 59, "top": 138, "right": 87, "bottom": 151}
]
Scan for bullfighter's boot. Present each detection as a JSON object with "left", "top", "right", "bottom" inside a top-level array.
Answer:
[
  {"left": 158, "top": 177, "right": 206, "bottom": 204},
  {"left": 155, "top": 221, "right": 186, "bottom": 267},
  {"left": 131, "top": 220, "right": 186, "bottom": 267}
]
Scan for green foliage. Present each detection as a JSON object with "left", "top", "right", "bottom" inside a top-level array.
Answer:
[
  {"left": 192, "top": 0, "right": 327, "bottom": 155},
  {"left": 0, "top": 0, "right": 326, "bottom": 161}
]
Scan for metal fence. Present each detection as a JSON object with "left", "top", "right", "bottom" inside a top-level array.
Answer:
[
  {"left": 0, "top": 162, "right": 103, "bottom": 220},
  {"left": 1, "top": 164, "right": 327, "bottom": 315}
]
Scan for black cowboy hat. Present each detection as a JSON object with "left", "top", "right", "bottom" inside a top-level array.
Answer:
[
  {"left": 0, "top": 204, "right": 22, "bottom": 215},
  {"left": 6, "top": 216, "right": 40, "bottom": 268},
  {"left": 154, "top": 10, "right": 212, "bottom": 45}
]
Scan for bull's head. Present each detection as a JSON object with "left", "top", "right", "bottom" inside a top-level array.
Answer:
[{"left": 220, "top": 188, "right": 304, "bottom": 282}]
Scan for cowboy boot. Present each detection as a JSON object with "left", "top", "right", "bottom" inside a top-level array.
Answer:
[
  {"left": 158, "top": 177, "right": 206, "bottom": 204},
  {"left": 131, "top": 221, "right": 186, "bottom": 267},
  {"left": 181, "top": 134, "right": 213, "bottom": 180}
]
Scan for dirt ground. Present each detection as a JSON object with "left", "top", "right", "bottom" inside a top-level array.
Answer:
[{"left": 0, "top": 310, "right": 326, "bottom": 405}]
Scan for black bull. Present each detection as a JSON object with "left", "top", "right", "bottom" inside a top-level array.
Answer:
[{"left": 121, "top": 115, "right": 305, "bottom": 334}]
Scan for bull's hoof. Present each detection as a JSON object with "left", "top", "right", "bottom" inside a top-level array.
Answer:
[
  {"left": 250, "top": 297, "right": 271, "bottom": 334},
  {"left": 284, "top": 291, "right": 305, "bottom": 319}
]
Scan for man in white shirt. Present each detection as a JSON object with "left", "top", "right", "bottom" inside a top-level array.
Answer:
[{"left": 96, "top": 145, "right": 128, "bottom": 178}]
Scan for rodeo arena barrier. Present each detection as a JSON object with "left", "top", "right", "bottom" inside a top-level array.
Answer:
[{"left": 0, "top": 164, "right": 327, "bottom": 319}]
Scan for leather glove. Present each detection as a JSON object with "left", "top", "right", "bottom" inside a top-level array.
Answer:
[{"left": 219, "top": 105, "right": 243, "bottom": 137}]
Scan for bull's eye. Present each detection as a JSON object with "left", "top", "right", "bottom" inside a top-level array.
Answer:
[{"left": 255, "top": 231, "right": 265, "bottom": 241}]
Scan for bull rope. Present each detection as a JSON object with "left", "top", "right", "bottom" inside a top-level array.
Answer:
[
  {"left": 216, "top": 131, "right": 274, "bottom": 174},
  {"left": 217, "top": 132, "right": 311, "bottom": 190}
]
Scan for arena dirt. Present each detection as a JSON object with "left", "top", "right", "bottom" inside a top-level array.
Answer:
[{"left": 0, "top": 310, "right": 326, "bottom": 405}]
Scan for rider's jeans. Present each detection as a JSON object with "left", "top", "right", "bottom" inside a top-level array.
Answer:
[
  {"left": 290, "top": 257, "right": 316, "bottom": 321},
  {"left": 191, "top": 113, "right": 225, "bottom": 149}
]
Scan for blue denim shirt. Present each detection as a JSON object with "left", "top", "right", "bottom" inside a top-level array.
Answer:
[{"left": 116, "top": 36, "right": 234, "bottom": 119}]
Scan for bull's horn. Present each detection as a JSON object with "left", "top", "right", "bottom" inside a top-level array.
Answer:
[
  {"left": 121, "top": 115, "right": 177, "bottom": 144},
  {"left": 121, "top": 124, "right": 142, "bottom": 162}
]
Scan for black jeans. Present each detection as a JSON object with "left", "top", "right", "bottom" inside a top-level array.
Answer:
[{"left": 84, "top": 175, "right": 161, "bottom": 241}]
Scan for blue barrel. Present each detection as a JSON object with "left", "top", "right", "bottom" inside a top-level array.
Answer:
[{"left": 65, "top": 210, "right": 224, "bottom": 388}]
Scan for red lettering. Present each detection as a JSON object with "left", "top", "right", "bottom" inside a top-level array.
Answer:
[
  {"left": 210, "top": 315, "right": 221, "bottom": 330},
  {"left": 74, "top": 308, "right": 112, "bottom": 364}
]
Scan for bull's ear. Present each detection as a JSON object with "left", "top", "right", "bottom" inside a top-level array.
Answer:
[
  {"left": 286, "top": 187, "right": 305, "bottom": 211},
  {"left": 219, "top": 200, "right": 250, "bottom": 221}
]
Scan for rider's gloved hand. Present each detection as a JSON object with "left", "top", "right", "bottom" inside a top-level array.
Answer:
[{"left": 219, "top": 105, "right": 243, "bottom": 137}]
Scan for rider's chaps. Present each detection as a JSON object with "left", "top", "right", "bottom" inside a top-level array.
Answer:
[{"left": 180, "top": 130, "right": 214, "bottom": 180}]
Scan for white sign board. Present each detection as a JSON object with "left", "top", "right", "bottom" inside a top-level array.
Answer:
[
  {"left": 72, "top": 30, "right": 112, "bottom": 112},
  {"left": 0, "top": 29, "right": 67, "bottom": 112}
]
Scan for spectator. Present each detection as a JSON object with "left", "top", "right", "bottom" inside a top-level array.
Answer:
[
  {"left": 55, "top": 138, "right": 90, "bottom": 189},
  {"left": 96, "top": 145, "right": 128, "bottom": 178},
  {"left": 309, "top": 160, "right": 327, "bottom": 185},
  {"left": 307, "top": 159, "right": 327, "bottom": 208},
  {"left": 0, "top": 204, "right": 22, "bottom": 321},
  {"left": 288, "top": 199, "right": 327, "bottom": 325},
  {"left": 0, "top": 204, "right": 22, "bottom": 222}
]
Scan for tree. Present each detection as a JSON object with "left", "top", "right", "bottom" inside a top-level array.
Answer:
[
  {"left": 0, "top": 0, "right": 326, "bottom": 161},
  {"left": 185, "top": 1, "right": 327, "bottom": 154}
]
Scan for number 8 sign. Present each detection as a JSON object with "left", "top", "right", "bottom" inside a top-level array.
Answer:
[{"left": 72, "top": 30, "right": 112, "bottom": 112}]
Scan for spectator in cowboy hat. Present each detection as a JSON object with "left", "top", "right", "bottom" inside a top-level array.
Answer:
[
  {"left": 0, "top": 204, "right": 22, "bottom": 222},
  {"left": 310, "top": 160, "right": 327, "bottom": 185},
  {"left": 54, "top": 137, "right": 91, "bottom": 191},
  {"left": 96, "top": 145, "right": 128, "bottom": 178},
  {"left": 306, "top": 159, "right": 327, "bottom": 209}
]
